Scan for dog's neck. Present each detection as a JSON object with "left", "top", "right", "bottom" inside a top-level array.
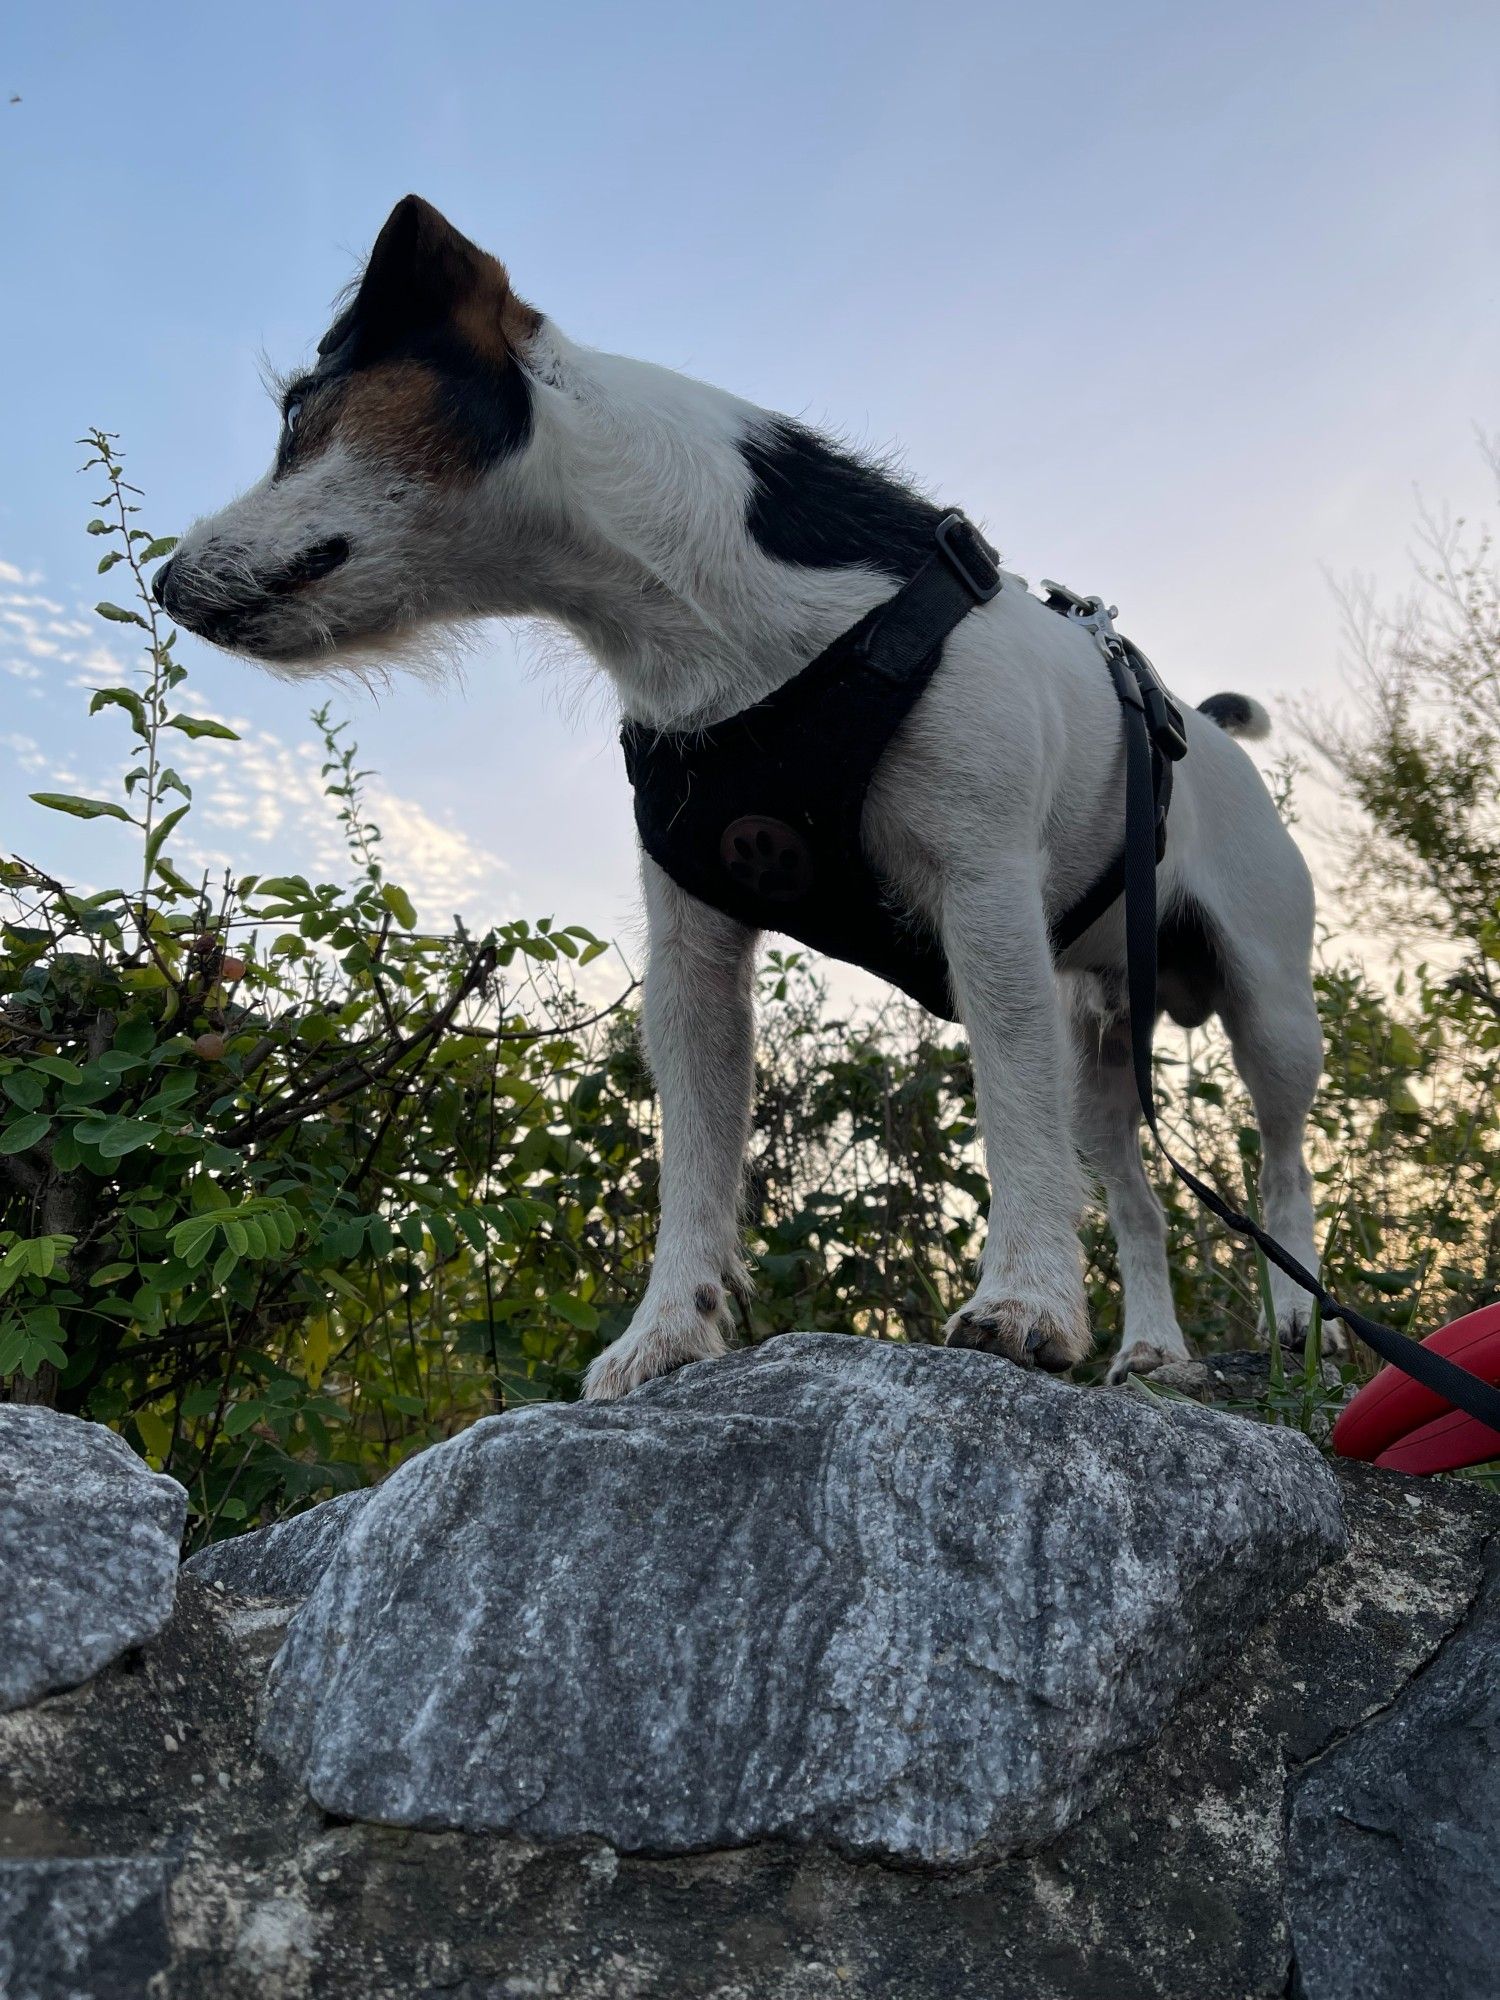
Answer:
[{"left": 514, "top": 331, "right": 946, "bottom": 730}]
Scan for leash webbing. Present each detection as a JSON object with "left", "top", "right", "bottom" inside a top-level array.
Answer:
[{"left": 1109, "top": 642, "right": 1500, "bottom": 1434}]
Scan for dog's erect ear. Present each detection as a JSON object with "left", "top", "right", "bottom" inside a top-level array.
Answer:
[{"left": 320, "top": 196, "right": 494, "bottom": 361}]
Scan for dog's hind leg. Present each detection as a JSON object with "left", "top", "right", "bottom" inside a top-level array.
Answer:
[
  {"left": 583, "top": 857, "right": 757, "bottom": 1400},
  {"left": 1219, "top": 955, "right": 1338, "bottom": 1355},
  {"left": 1071, "top": 1009, "right": 1194, "bottom": 1383}
]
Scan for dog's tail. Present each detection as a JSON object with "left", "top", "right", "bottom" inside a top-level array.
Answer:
[{"left": 1197, "top": 691, "right": 1271, "bottom": 741}]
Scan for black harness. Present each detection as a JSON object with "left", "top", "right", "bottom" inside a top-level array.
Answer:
[
  {"left": 621, "top": 510, "right": 1500, "bottom": 1434},
  {"left": 621, "top": 512, "right": 1182, "bottom": 1017}
]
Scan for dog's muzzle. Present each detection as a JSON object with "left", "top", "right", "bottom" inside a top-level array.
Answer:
[{"left": 152, "top": 537, "right": 350, "bottom": 644}]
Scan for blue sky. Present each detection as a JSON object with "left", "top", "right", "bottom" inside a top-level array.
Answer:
[{"left": 2, "top": 0, "right": 1496, "bottom": 956}]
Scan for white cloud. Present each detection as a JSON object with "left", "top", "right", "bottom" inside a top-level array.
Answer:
[{"left": 1, "top": 556, "right": 513, "bottom": 932}]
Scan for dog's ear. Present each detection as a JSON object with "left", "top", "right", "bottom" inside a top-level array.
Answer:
[{"left": 321, "top": 196, "right": 493, "bottom": 361}]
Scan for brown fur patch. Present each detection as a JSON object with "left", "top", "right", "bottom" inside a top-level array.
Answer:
[
  {"left": 335, "top": 362, "right": 457, "bottom": 478},
  {"left": 453, "top": 253, "right": 541, "bottom": 365},
  {"left": 290, "top": 361, "right": 483, "bottom": 485}
]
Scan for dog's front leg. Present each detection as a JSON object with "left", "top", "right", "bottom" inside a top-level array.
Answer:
[
  {"left": 583, "top": 857, "right": 757, "bottom": 1400},
  {"left": 940, "top": 855, "right": 1092, "bottom": 1372}
]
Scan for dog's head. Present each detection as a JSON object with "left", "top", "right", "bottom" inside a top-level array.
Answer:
[{"left": 156, "top": 197, "right": 544, "bottom": 672}]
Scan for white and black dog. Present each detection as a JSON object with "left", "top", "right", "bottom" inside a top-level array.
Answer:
[{"left": 158, "top": 196, "right": 1326, "bottom": 1399}]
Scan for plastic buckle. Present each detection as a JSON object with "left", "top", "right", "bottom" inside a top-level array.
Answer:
[
  {"left": 935, "top": 513, "right": 1002, "bottom": 602},
  {"left": 1134, "top": 660, "right": 1188, "bottom": 761}
]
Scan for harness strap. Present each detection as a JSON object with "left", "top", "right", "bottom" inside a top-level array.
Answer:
[
  {"left": 621, "top": 510, "right": 1004, "bottom": 1021},
  {"left": 1112, "top": 648, "right": 1500, "bottom": 1434}
]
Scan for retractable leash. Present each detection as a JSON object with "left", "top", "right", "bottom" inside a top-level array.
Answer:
[{"left": 1049, "top": 587, "right": 1500, "bottom": 1445}]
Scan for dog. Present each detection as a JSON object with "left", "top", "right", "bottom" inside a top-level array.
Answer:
[{"left": 157, "top": 195, "right": 1327, "bottom": 1400}]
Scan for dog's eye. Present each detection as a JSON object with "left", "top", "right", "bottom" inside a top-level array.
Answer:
[{"left": 284, "top": 398, "right": 304, "bottom": 435}]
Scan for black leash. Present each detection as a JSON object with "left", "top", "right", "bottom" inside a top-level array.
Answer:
[{"left": 1096, "top": 612, "right": 1500, "bottom": 1433}]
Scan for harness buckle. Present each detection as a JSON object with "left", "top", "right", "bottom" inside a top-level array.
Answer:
[
  {"left": 934, "top": 513, "right": 1002, "bottom": 602},
  {"left": 1139, "top": 673, "right": 1189, "bottom": 761}
]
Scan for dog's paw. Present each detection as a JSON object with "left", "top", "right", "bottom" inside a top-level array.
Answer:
[
  {"left": 582, "top": 1305, "right": 727, "bottom": 1402},
  {"left": 943, "top": 1295, "right": 1091, "bottom": 1373},
  {"left": 1261, "top": 1309, "right": 1349, "bottom": 1363},
  {"left": 1106, "top": 1340, "right": 1201, "bottom": 1388}
]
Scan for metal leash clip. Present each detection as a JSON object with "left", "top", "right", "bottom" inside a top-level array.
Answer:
[
  {"left": 1040, "top": 581, "right": 1122, "bottom": 652},
  {"left": 1041, "top": 581, "right": 1188, "bottom": 761}
]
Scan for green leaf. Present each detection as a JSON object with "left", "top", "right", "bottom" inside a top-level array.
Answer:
[
  {"left": 89, "top": 686, "right": 148, "bottom": 734},
  {"left": 454, "top": 1208, "right": 489, "bottom": 1252},
  {"left": 139, "top": 536, "right": 178, "bottom": 561},
  {"left": 2, "top": 1072, "right": 45, "bottom": 1112},
  {"left": 97, "top": 551, "right": 124, "bottom": 573},
  {"left": 0, "top": 1114, "right": 51, "bottom": 1155},
  {"left": 549, "top": 1293, "right": 600, "bottom": 1333},
  {"left": 379, "top": 882, "right": 418, "bottom": 930},
  {"left": 95, "top": 601, "right": 150, "bottom": 628},
  {"left": 166, "top": 714, "right": 240, "bottom": 741},
  {"left": 145, "top": 804, "right": 190, "bottom": 875},
  {"left": 89, "top": 1262, "right": 136, "bottom": 1288},
  {"left": 32, "top": 1057, "right": 83, "bottom": 1083},
  {"left": 253, "top": 876, "right": 312, "bottom": 903},
  {"left": 92, "top": 1117, "right": 162, "bottom": 1159},
  {"left": 29, "top": 792, "right": 135, "bottom": 824}
]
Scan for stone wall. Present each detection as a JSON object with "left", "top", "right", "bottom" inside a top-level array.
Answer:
[{"left": 2, "top": 1336, "right": 1495, "bottom": 1999}]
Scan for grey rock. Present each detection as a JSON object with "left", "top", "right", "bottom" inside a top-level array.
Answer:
[
  {"left": 261, "top": 1333, "right": 1346, "bottom": 1862},
  {"left": 0, "top": 1857, "right": 173, "bottom": 2000},
  {"left": 0, "top": 1405, "right": 186, "bottom": 1713},
  {"left": 1288, "top": 1539, "right": 1500, "bottom": 2000},
  {"left": 1, "top": 1459, "right": 1491, "bottom": 1999},
  {"left": 185, "top": 1487, "right": 370, "bottom": 1601}
]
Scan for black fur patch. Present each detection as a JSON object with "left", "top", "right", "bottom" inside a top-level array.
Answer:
[
  {"left": 1197, "top": 692, "right": 1255, "bottom": 733},
  {"left": 740, "top": 419, "right": 946, "bottom": 581}
]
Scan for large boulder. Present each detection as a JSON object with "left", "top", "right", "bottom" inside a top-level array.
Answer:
[
  {"left": 184, "top": 1488, "right": 369, "bottom": 1601},
  {"left": 1287, "top": 1540, "right": 1500, "bottom": 2000},
  {"left": 0, "top": 1406, "right": 186, "bottom": 1713},
  {"left": 261, "top": 1334, "right": 1345, "bottom": 1862},
  {"left": 2, "top": 1363, "right": 1496, "bottom": 1999}
]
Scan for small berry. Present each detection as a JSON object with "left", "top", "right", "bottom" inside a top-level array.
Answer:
[
  {"left": 219, "top": 956, "right": 247, "bottom": 981},
  {"left": 193, "top": 1032, "right": 226, "bottom": 1061}
]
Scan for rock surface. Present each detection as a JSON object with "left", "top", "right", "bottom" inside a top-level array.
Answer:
[
  {"left": 0, "top": 1405, "right": 186, "bottom": 1714},
  {"left": 1, "top": 1455, "right": 1493, "bottom": 1998},
  {"left": 0, "top": 1856, "right": 174, "bottom": 2000},
  {"left": 261, "top": 1335, "right": 1345, "bottom": 1861},
  {"left": 184, "top": 1488, "right": 368, "bottom": 1601},
  {"left": 1287, "top": 1539, "right": 1500, "bottom": 2000}
]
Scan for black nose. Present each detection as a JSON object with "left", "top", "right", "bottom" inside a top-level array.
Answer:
[{"left": 152, "top": 556, "right": 176, "bottom": 611}]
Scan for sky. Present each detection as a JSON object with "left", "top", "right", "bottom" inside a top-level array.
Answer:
[{"left": 2, "top": 0, "right": 1496, "bottom": 971}]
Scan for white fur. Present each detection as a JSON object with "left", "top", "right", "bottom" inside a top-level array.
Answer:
[{"left": 171, "top": 311, "right": 1325, "bottom": 1394}]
